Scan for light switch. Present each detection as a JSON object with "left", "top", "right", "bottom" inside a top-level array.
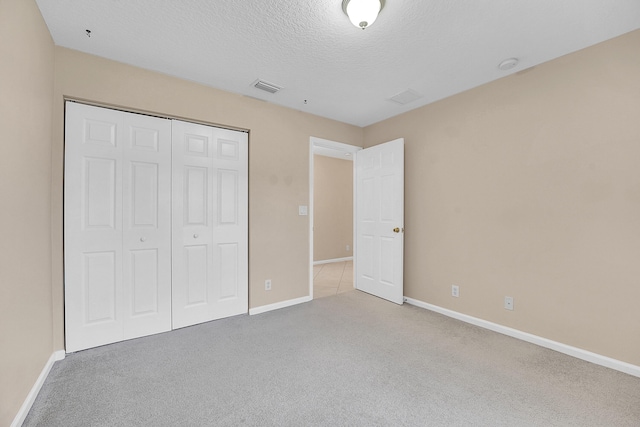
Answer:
[{"left": 298, "top": 205, "right": 308, "bottom": 216}]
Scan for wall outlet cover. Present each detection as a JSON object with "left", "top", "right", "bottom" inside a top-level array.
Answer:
[{"left": 505, "top": 296, "right": 514, "bottom": 310}]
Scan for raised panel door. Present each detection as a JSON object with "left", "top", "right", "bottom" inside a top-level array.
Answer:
[
  {"left": 172, "top": 121, "right": 248, "bottom": 328},
  {"left": 66, "top": 103, "right": 247, "bottom": 350},
  {"left": 65, "top": 102, "right": 172, "bottom": 352},
  {"left": 65, "top": 102, "right": 124, "bottom": 352},
  {"left": 172, "top": 120, "right": 215, "bottom": 328},
  {"left": 211, "top": 131, "right": 248, "bottom": 319},
  {"left": 355, "top": 138, "right": 404, "bottom": 304},
  {"left": 122, "top": 113, "right": 172, "bottom": 339}
]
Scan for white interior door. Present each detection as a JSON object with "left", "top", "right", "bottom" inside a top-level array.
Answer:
[
  {"left": 65, "top": 102, "right": 172, "bottom": 352},
  {"left": 171, "top": 120, "right": 248, "bottom": 329},
  {"left": 355, "top": 138, "right": 404, "bottom": 304}
]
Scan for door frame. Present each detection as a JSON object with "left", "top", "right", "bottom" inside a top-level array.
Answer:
[{"left": 308, "top": 137, "right": 362, "bottom": 299}]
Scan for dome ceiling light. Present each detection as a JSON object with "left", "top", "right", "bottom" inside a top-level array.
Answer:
[{"left": 342, "top": 0, "right": 386, "bottom": 30}]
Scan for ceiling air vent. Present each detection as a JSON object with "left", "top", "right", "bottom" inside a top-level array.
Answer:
[
  {"left": 388, "top": 89, "right": 422, "bottom": 105},
  {"left": 253, "top": 79, "right": 283, "bottom": 94}
]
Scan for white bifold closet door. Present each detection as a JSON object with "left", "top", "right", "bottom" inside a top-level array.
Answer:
[
  {"left": 65, "top": 103, "right": 248, "bottom": 352},
  {"left": 171, "top": 120, "right": 248, "bottom": 329},
  {"left": 64, "top": 102, "right": 172, "bottom": 352}
]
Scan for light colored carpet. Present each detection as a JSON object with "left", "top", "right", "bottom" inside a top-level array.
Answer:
[{"left": 24, "top": 291, "right": 640, "bottom": 426}]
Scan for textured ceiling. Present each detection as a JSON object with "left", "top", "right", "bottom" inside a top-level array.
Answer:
[{"left": 36, "top": 0, "right": 640, "bottom": 127}]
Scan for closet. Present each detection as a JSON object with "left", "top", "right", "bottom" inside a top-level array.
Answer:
[{"left": 64, "top": 102, "right": 248, "bottom": 352}]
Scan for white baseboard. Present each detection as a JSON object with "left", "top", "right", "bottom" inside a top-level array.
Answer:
[
  {"left": 11, "top": 350, "right": 65, "bottom": 427},
  {"left": 404, "top": 297, "right": 640, "bottom": 379},
  {"left": 249, "top": 295, "right": 312, "bottom": 316},
  {"left": 313, "top": 257, "right": 353, "bottom": 265}
]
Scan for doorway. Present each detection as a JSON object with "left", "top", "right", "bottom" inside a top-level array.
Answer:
[
  {"left": 310, "top": 137, "right": 405, "bottom": 305},
  {"left": 309, "top": 137, "right": 361, "bottom": 299}
]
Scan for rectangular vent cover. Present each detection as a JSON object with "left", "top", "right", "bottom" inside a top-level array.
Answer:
[
  {"left": 253, "top": 79, "right": 283, "bottom": 94},
  {"left": 388, "top": 89, "right": 422, "bottom": 105}
]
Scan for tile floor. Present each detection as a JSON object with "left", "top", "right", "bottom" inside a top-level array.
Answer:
[{"left": 313, "top": 260, "right": 354, "bottom": 299}]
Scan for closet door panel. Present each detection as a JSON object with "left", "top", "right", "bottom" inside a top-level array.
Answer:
[
  {"left": 66, "top": 103, "right": 247, "bottom": 350},
  {"left": 172, "top": 121, "right": 248, "bottom": 328},
  {"left": 82, "top": 251, "right": 118, "bottom": 323},
  {"left": 129, "top": 249, "right": 160, "bottom": 314},
  {"left": 65, "top": 103, "right": 172, "bottom": 352},
  {"left": 185, "top": 244, "right": 209, "bottom": 305},
  {"left": 210, "top": 129, "right": 248, "bottom": 319},
  {"left": 172, "top": 121, "right": 215, "bottom": 328},
  {"left": 65, "top": 103, "right": 124, "bottom": 352},
  {"left": 122, "top": 113, "right": 172, "bottom": 339}
]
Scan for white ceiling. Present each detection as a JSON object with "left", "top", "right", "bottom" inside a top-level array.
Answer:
[{"left": 36, "top": 0, "right": 640, "bottom": 127}]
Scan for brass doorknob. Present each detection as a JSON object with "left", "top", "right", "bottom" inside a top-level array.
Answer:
[{"left": 393, "top": 227, "right": 400, "bottom": 233}]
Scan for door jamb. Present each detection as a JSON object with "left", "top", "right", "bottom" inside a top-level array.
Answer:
[{"left": 309, "top": 137, "right": 362, "bottom": 299}]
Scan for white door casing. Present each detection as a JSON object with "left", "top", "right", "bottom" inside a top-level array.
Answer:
[
  {"left": 64, "top": 102, "right": 172, "bottom": 352},
  {"left": 355, "top": 138, "right": 404, "bottom": 304},
  {"left": 171, "top": 120, "right": 248, "bottom": 329}
]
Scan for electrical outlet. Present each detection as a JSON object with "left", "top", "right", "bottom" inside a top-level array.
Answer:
[
  {"left": 504, "top": 296, "right": 514, "bottom": 310},
  {"left": 346, "top": 244, "right": 350, "bottom": 251},
  {"left": 451, "top": 285, "right": 459, "bottom": 297},
  {"left": 265, "top": 279, "right": 272, "bottom": 291}
]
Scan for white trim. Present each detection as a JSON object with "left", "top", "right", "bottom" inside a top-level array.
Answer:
[
  {"left": 311, "top": 137, "right": 362, "bottom": 156},
  {"left": 309, "top": 140, "right": 315, "bottom": 300},
  {"left": 249, "top": 296, "right": 312, "bottom": 316},
  {"left": 313, "top": 257, "right": 354, "bottom": 265},
  {"left": 11, "top": 350, "right": 65, "bottom": 427},
  {"left": 352, "top": 148, "right": 358, "bottom": 294},
  {"left": 404, "top": 297, "right": 640, "bottom": 378}
]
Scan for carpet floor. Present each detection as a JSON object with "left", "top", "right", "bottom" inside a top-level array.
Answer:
[{"left": 24, "top": 291, "right": 640, "bottom": 426}]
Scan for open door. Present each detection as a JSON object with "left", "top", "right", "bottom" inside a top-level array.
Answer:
[{"left": 355, "top": 138, "right": 404, "bottom": 304}]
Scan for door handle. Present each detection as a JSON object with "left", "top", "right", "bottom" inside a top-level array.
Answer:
[
  {"left": 393, "top": 227, "right": 400, "bottom": 233},
  {"left": 193, "top": 234, "right": 199, "bottom": 239},
  {"left": 140, "top": 237, "right": 146, "bottom": 242}
]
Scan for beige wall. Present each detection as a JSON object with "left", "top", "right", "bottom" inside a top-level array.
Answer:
[
  {"left": 50, "top": 47, "right": 364, "bottom": 349},
  {"left": 0, "top": 0, "right": 55, "bottom": 424},
  {"left": 364, "top": 30, "right": 640, "bottom": 366},
  {"left": 313, "top": 155, "right": 353, "bottom": 261}
]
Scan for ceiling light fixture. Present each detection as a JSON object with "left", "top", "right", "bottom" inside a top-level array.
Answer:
[{"left": 342, "top": 0, "right": 385, "bottom": 30}]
